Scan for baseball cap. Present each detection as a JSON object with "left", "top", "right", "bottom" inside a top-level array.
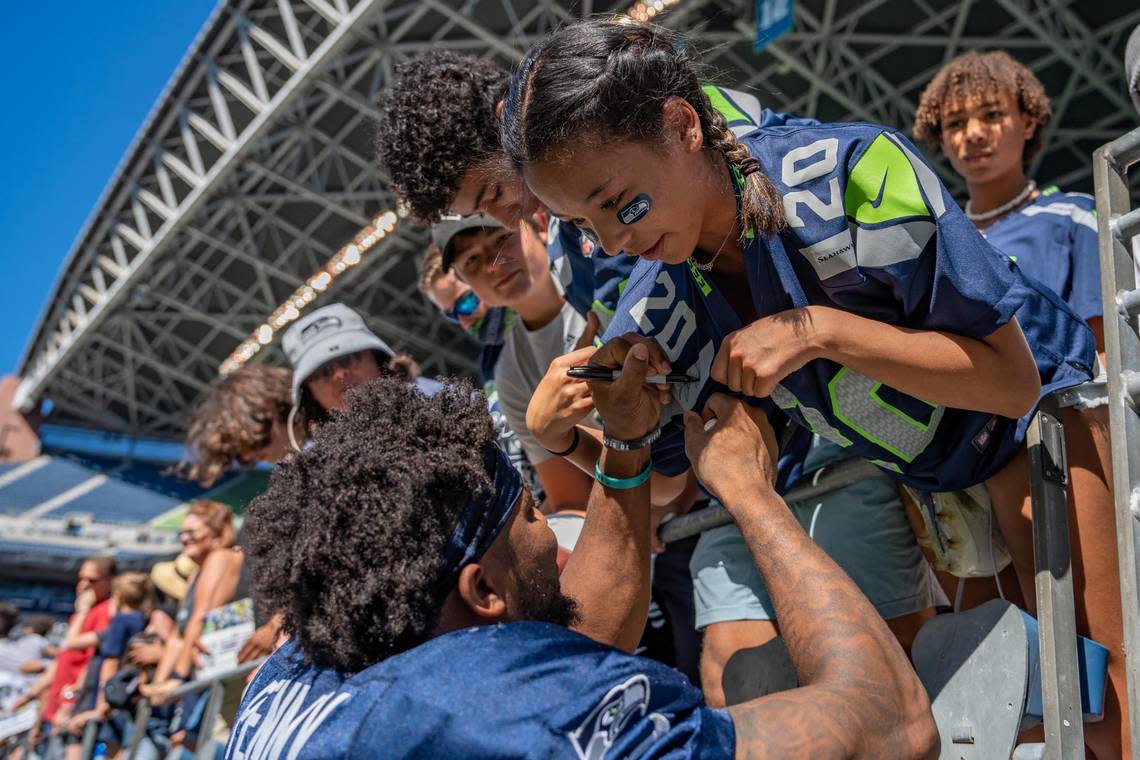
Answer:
[
  {"left": 431, "top": 213, "right": 504, "bottom": 273},
  {"left": 282, "top": 303, "right": 395, "bottom": 403}
]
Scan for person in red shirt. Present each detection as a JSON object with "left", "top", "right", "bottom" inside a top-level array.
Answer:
[{"left": 27, "top": 556, "right": 116, "bottom": 756}]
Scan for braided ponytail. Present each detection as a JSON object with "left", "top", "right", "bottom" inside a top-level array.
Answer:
[{"left": 701, "top": 101, "right": 787, "bottom": 237}]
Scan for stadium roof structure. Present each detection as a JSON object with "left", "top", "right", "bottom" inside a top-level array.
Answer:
[{"left": 15, "top": 0, "right": 1140, "bottom": 440}]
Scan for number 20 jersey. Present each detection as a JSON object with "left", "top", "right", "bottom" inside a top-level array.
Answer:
[{"left": 604, "top": 122, "right": 1096, "bottom": 492}]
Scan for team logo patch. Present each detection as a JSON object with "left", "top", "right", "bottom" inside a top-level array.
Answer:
[
  {"left": 567, "top": 674, "right": 670, "bottom": 760},
  {"left": 618, "top": 194, "right": 652, "bottom": 225},
  {"left": 971, "top": 416, "right": 998, "bottom": 453}
]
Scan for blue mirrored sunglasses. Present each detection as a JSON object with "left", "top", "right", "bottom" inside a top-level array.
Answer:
[{"left": 444, "top": 290, "right": 481, "bottom": 325}]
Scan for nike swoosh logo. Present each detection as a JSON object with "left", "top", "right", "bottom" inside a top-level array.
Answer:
[{"left": 869, "top": 169, "right": 888, "bottom": 209}]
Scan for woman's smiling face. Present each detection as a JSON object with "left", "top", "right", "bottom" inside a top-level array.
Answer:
[{"left": 521, "top": 99, "right": 710, "bottom": 266}]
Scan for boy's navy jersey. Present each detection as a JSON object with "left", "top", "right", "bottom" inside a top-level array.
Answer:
[
  {"left": 551, "top": 88, "right": 818, "bottom": 330},
  {"left": 605, "top": 123, "right": 1095, "bottom": 492},
  {"left": 225, "top": 623, "right": 734, "bottom": 759},
  {"left": 981, "top": 187, "right": 1101, "bottom": 322}
]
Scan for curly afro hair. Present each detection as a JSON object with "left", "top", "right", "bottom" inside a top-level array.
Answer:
[
  {"left": 375, "top": 53, "right": 509, "bottom": 223},
  {"left": 914, "top": 50, "right": 1052, "bottom": 164},
  {"left": 243, "top": 377, "right": 497, "bottom": 673}
]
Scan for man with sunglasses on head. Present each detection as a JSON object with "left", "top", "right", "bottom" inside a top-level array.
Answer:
[
  {"left": 419, "top": 245, "right": 537, "bottom": 499},
  {"left": 433, "top": 213, "right": 598, "bottom": 512}
]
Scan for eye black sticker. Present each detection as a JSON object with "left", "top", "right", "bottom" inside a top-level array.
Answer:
[{"left": 618, "top": 194, "right": 652, "bottom": 225}]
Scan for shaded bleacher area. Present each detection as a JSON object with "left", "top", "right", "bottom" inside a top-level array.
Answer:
[{"left": 0, "top": 430, "right": 266, "bottom": 612}]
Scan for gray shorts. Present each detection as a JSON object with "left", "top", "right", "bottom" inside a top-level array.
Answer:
[{"left": 690, "top": 472, "right": 938, "bottom": 629}]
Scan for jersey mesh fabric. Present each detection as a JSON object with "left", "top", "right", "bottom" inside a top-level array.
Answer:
[
  {"left": 225, "top": 622, "right": 734, "bottom": 759},
  {"left": 981, "top": 187, "right": 1101, "bottom": 323},
  {"left": 604, "top": 122, "right": 1095, "bottom": 491}
]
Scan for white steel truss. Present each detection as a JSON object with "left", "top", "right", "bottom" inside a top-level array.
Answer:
[{"left": 16, "top": 0, "right": 1140, "bottom": 439}]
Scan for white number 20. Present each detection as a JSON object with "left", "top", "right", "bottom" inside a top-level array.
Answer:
[{"left": 781, "top": 138, "right": 843, "bottom": 228}]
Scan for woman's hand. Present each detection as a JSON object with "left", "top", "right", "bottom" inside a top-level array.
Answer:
[
  {"left": 141, "top": 678, "right": 182, "bottom": 706},
  {"left": 711, "top": 307, "right": 823, "bottom": 397},
  {"left": 526, "top": 346, "right": 597, "bottom": 453}
]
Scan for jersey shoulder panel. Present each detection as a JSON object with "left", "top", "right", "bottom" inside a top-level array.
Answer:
[{"left": 1024, "top": 189, "right": 1098, "bottom": 234}]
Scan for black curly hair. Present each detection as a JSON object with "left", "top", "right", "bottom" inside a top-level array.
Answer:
[
  {"left": 375, "top": 53, "right": 509, "bottom": 224},
  {"left": 243, "top": 377, "right": 498, "bottom": 673}
]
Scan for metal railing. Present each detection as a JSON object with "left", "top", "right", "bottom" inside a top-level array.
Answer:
[
  {"left": 1093, "top": 124, "right": 1140, "bottom": 758},
  {"left": 6, "top": 659, "right": 263, "bottom": 760}
]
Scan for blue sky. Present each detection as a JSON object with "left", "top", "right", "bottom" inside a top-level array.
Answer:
[{"left": 0, "top": 0, "right": 217, "bottom": 376}]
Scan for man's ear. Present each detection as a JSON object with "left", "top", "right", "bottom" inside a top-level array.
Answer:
[
  {"left": 496, "top": 99, "right": 505, "bottom": 119},
  {"left": 662, "top": 96, "right": 703, "bottom": 154},
  {"left": 1022, "top": 117, "right": 1037, "bottom": 142},
  {"left": 455, "top": 562, "right": 508, "bottom": 621}
]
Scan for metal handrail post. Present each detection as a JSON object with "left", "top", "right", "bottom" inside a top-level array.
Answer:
[
  {"left": 1027, "top": 395, "right": 1086, "bottom": 758},
  {"left": 123, "top": 699, "right": 151, "bottom": 760},
  {"left": 1094, "top": 125, "right": 1140, "bottom": 757},
  {"left": 195, "top": 682, "right": 225, "bottom": 760},
  {"left": 79, "top": 718, "right": 99, "bottom": 758}
]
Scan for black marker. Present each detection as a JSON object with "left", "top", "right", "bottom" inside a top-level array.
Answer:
[{"left": 567, "top": 364, "right": 696, "bottom": 384}]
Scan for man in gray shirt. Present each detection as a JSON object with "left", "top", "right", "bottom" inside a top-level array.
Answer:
[{"left": 433, "top": 214, "right": 595, "bottom": 511}]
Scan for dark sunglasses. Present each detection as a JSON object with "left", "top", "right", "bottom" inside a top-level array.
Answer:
[{"left": 444, "top": 290, "right": 481, "bottom": 325}]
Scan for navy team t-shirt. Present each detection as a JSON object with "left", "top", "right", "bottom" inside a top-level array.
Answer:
[
  {"left": 980, "top": 187, "right": 1101, "bottom": 323},
  {"left": 225, "top": 622, "right": 734, "bottom": 759}
]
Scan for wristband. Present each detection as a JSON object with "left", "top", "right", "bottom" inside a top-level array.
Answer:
[
  {"left": 602, "top": 426, "right": 661, "bottom": 451},
  {"left": 544, "top": 427, "right": 580, "bottom": 457},
  {"left": 594, "top": 457, "right": 652, "bottom": 489}
]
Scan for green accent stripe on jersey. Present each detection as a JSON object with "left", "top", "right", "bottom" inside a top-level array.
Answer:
[
  {"left": 702, "top": 85, "right": 753, "bottom": 127},
  {"left": 687, "top": 258, "right": 713, "bottom": 296},
  {"left": 845, "top": 134, "right": 929, "bottom": 225}
]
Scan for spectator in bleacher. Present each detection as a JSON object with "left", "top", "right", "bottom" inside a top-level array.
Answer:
[
  {"left": 65, "top": 572, "right": 154, "bottom": 748},
  {"left": 182, "top": 366, "right": 296, "bottom": 486},
  {"left": 418, "top": 244, "right": 538, "bottom": 498},
  {"left": 141, "top": 501, "right": 248, "bottom": 755},
  {"left": 12, "top": 556, "right": 115, "bottom": 757},
  {"left": 914, "top": 51, "right": 1102, "bottom": 347},
  {"left": 432, "top": 213, "right": 598, "bottom": 511},
  {"left": 0, "top": 605, "right": 50, "bottom": 681},
  {"left": 914, "top": 51, "right": 1124, "bottom": 755},
  {"left": 282, "top": 303, "right": 442, "bottom": 446},
  {"left": 143, "top": 501, "right": 243, "bottom": 691}
]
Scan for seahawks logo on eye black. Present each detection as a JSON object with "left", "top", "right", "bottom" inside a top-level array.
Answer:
[{"left": 618, "top": 194, "right": 652, "bottom": 225}]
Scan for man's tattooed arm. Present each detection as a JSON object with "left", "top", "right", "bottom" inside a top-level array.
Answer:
[
  {"left": 682, "top": 395, "right": 937, "bottom": 760},
  {"left": 726, "top": 492, "right": 936, "bottom": 759}
]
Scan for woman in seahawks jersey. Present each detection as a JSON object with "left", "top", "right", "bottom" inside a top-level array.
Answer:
[
  {"left": 501, "top": 20, "right": 1124, "bottom": 757},
  {"left": 915, "top": 50, "right": 1102, "bottom": 340}
]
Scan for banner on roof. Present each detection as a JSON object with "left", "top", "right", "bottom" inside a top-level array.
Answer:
[{"left": 755, "top": 0, "right": 794, "bottom": 53}]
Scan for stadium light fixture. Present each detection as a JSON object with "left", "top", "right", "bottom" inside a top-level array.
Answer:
[
  {"left": 218, "top": 209, "right": 400, "bottom": 376},
  {"left": 625, "top": 0, "right": 681, "bottom": 23}
]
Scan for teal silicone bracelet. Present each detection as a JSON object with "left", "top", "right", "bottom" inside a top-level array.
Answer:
[{"left": 594, "top": 457, "right": 652, "bottom": 489}]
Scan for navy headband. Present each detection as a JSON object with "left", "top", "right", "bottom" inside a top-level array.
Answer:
[{"left": 438, "top": 443, "right": 525, "bottom": 591}]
